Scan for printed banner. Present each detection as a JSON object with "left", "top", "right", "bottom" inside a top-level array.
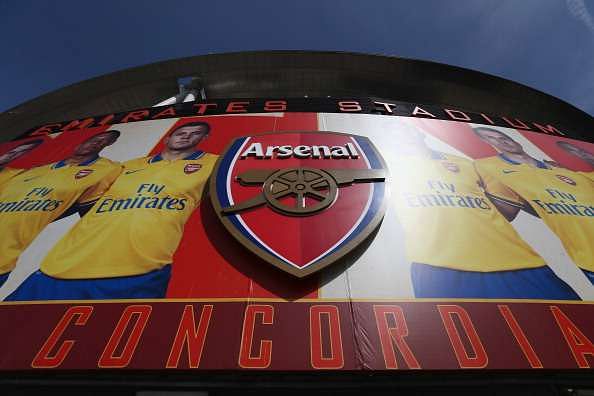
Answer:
[
  {"left": 1, "top": 112, "right": 594, "bottom": 371},
  {"left": 0, "top": 300, "right": 593, "bottom": 370}
]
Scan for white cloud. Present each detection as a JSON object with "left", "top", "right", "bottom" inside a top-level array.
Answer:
[
  {"left": 565, "top": 0, "right": 594, "bottom": 114},
  {"left": 567, "top": 0, "right": 594, "bottom": 32}
]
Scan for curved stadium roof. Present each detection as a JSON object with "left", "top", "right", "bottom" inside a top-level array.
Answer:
[{"left": 1, "top": 51, "right": 592, "bottom": 141}]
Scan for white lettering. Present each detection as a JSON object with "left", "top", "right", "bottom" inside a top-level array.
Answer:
[
  {"left": 276, "top": 145, "right": 293, "bottom": 158},
  {"left": 265, "top": 145, "right": 279, "bottom": 158},
  {"left": 240, "top": 143, "right": 360, "bottom": 160},
  {"left": 312, "top": 145, "right": 331, "bottom": 158},
  {"left": 241, "top": 143, "right": 264, "bottom": 158},
  {"left": 293, "top": 145, "right": 311, "bottom": 158},
  {"left": 330, "top": 146, "right": 350, "bottom": 158}
]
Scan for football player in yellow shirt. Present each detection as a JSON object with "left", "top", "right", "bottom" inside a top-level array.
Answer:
[
  {"left": 0, "top": 138, "right": 45, "bottom": 287},
  {"left": 392, "top": 127, "right": 577, "bottom": 299},
  {"left": 474, "top": 127, "right": 594, "bottom": 285},
  {"left": 556, "top": 140, "right": 594, "bottom": 181},
  {"left": 0, "top": 139, "right": 44, "bottom": 189},
  {"left": 7, "top": 122, "right": 217, "bottom": 301},
  {"left": 0, "top": 130, "right": 121, "bottom": 289}
]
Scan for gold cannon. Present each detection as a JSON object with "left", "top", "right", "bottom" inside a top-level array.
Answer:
[{"left": 221, "top": 167, "right": 385, "bottom": 216}]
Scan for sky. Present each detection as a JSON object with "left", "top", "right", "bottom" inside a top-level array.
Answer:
[{"left": 1, "top": 0, "right": 593, "bottom": 116}]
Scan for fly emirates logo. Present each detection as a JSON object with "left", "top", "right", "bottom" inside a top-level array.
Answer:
[
  {"left": 0, "top": 187, "right": 62, "bottom": 213},
  {"left": 532, "top": 188, "right": 594, "bottom": 217},
  {"left": 95, "top": 183, "right": 188, "bottom": 213},
  {"left": 402, "top": 180, "right": 491, "bottom": 210}
]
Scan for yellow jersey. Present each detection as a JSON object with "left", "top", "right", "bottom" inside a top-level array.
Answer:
[
  {"left": 0, "top": 157, "right": 121, "bottom": 275},
  {"left": 0, "top": 167, "right": 24, "bottom": 190},
  {"left": 392, "top": 152, "right": 544, "bottom": 272},
  {"left": 475, "top": 155, "right": 594, "bottom": 272},
  {"left": 41, "top": 151, "right": 218, "bottom": 279},
  {"left": 579, "top": 171, "right": 594, "bottom": 182}
]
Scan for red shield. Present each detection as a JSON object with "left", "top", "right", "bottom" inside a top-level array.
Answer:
[
  {"left": 210, "top": 131, "right": 387, "bottom": 277},
  {"left": 184, "top": 163, "right": 202, "bottom": 174},
  {"left": 442, "top": 162, "right": 459, "bottom": 173},
  {"left": 75, "top": 169, "right": 93, "bottom": 179},
  {"left": 556, "top": 174, "right": 577, "bottom": 185}
]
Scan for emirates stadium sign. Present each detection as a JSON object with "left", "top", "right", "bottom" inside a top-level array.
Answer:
[{"left": 0, "top": 100, "right": 594, "bottom": 371}]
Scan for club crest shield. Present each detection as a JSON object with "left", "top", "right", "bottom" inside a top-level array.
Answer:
[
  {"left": 75, "top": 169, "right": 93, "bottom": 179},
  {"left": 184, "top": 163, "right": 202, "bottom": 174},
  {"left": 210, "top": 131, "right": 388, "bottom": 277},
  {"left": 441, "top": 162, "right": 459, "bottom": 173},
  {"left": 556, "top": 174, "right": 577, "bottom": 185}
]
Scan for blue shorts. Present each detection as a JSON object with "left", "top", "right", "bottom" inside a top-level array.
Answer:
[
  {"left": 0, "top": 272, "right": 9, "bottom": 288},
  {"left": 411, "top": 263, "right": 580, "bottom": 300},
  {"left": 5, "top": 266, "right": 171, "bottom": 301}
]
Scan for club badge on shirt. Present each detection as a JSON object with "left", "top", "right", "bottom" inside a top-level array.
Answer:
[
  {"left": 75, "top": 169, "right": 94, "bottom": 179},
  {"left": 556, "top": 174, "right": 577, "bottom": 186},
  {"left": 184, "top": 164, "right": 202, "bottom": 174},
  {"left": 441, "top": 162, "right": 460, "bottom": 173}
]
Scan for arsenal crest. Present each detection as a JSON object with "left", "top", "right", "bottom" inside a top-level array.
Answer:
[
  {"left": 75, "top": 169, "right": 93, "bottom": 179},
  {"left": 556, "top": 174, "right": 577, "bottom": 185},
  {"left": 184, "top": 163, "right": 202, "bottom": 174},
  {"left": 441, "top": 162, "right": 459, "bottom": 173},
  {"left": 210, "top": 131, "right": 388, "bottom": 277}
]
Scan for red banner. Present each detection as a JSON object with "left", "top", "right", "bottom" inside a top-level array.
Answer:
[{"left": 1, "top": 300, "right": 593, "bottom": 371}]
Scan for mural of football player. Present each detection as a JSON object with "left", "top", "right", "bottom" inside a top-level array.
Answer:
[
  {"left": 0, "top": 139, "right": 44, "bottom": 188},
  {"left": 0, "top": 131, "right": 121, "bottom": 288},
  {"left": 6, "top": 122, "right": 217, "bottom": 300},
  {"left": 474, "top": 127, "right": 594, "bottom": 285},
  {"left": 391, "top": 127, "right": 578, "bottom": 299}
]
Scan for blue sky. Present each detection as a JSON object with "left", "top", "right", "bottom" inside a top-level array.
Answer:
[{"left": 1, "top": 0, "right": 593, "bottom": 116}]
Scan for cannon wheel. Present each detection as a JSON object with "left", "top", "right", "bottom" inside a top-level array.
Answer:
[{"left": 262, "top": 167, "right": 338, "bottom": 216}]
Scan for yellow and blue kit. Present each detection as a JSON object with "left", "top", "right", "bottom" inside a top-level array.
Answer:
[
  {"left": 580, "top": 171, "right": 594, "bottom": 182},
  {"left": 476, "top": 154, "right": 594, "bottom": 280},
  {"left": 0, "top": 167, "right": 24, "bottom": 190},
  {"left": 0, "top": 156, "right": 121, "bottom": 280},
  {"left": 6, "top": 151, "right": 217, "bottom": 301},
  {"left": 393, "top": 152, "right": 578, "bottom": 299},
  {"left": 0, "top": 167, "right": 20, "bottom": 287},
  {"left": 0, "top": 167, "right": 25, "bottom": 285}
]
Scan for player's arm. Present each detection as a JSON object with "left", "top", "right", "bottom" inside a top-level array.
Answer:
[
  {"left": 55, "top": 200, "right": 98, "bottom": 220},
  {"left": 485, "top": 192, "right": 540, "bottom": 220},
  {"left": 0, "top": 168, "right": 25, "bottom": 192},
  {"left": 485, "top": 193, "right": 520, "bottom": 221},
  {"left": 474, "top": 161, "right": 533, "bottom": 221},
  {"left": 483, "top": 188, "right": 539, "bottom": 219},
  {"left": 72, "top": 163, "right": 123, "bottom": 217},
  {"left": 194, "top": 154, "right": 219, "bottom": 206},
  {"left": 76, "top": 201, "right": 96, "bottom": 217}
]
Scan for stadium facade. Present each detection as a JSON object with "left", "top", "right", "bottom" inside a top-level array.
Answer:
[{"left": 1, "top": 51, "right": 594, "bottom": 396}]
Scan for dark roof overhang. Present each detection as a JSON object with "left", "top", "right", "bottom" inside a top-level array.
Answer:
[{"left": 1, "top": 51, "right": 592, "bottom": 141}]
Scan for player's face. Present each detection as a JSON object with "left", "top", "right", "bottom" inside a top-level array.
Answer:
[
  {"left": 476, "top": 129, "right": 523, "bottom": 154},
  {"left": 166, "top": 126, "right": 207, "bottom": 151},
  {"left": 73, "top": 133, "right": 117, "bottom": 156},
  {"left": 559, "top": 142, "right": 594, "bottom": 163},
  {"left": 0, "top": 143, "right": 38, "bottom": 165}
]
